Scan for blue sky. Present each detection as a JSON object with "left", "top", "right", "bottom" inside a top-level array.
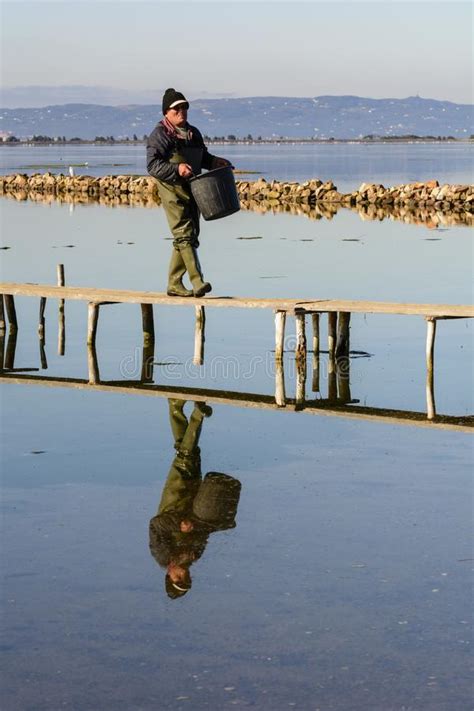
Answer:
[{"left": 1, "top": 1, "right": 472, "bottom": 104}]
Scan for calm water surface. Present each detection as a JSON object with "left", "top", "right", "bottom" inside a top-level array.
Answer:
[
  {"left": 1, "top": 142, "right": 473, "bottom": 190},
  {"left": 1, "top": 161, "right": 473, "bottom": 710}
]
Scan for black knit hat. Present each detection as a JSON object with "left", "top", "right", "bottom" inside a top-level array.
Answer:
[{"left": 162, "top": 88, "right": 189, "bottom": 114}]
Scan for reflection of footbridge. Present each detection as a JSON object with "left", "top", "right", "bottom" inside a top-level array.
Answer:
[
  {"left": 1, "top": 272, "right": 473, "bottom": 432},
  {"left": 1, "top": 189, "right": 473, "bottom": 228}
]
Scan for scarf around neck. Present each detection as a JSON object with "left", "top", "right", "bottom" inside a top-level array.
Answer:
[{"left": 161, "top": 117, "right": 193, "bottom": 141}]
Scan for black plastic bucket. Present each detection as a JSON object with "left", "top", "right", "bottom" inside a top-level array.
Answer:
[
  {"left": 189, "top": 166, "right": 240, "bottom": 221},
  {"left": 192, "top": 472, "right": 242, "bottom": 530}
]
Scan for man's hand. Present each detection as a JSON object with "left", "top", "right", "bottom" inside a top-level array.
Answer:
[
  {"left": 213, "top": 157, "right": 234, "bottom": 169},
  {"left": 178, "top": 163, "right": 194, "bottom": 178}
]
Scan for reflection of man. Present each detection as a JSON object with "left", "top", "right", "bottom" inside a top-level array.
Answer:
[{"left": 149, "top": 399, "right": 241, "bottom": 599}]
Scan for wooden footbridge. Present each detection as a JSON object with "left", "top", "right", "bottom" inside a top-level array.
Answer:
[{"left": 1, "top": 271, "right": 473, "bottom": 431}]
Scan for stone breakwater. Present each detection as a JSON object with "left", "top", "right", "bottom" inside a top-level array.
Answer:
[
  {"left": 2, "top": 180, "right": 472, "bottom": 229},
  {"left": 237, "top": 178, "right": 474, "bottom": 212},
  {"left": 1, "top": 172, "right": 473, "bottom": 211}
]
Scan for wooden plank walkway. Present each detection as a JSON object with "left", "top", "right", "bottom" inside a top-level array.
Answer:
[
  {"left": 1, "top": 276, "right": 472, "bottom": 424},
  {"left": 1, "top": 373, "right": 472, "bottom": 433},
  {"left": 1, "top": 282, "right": 473, "bottom": 318}
]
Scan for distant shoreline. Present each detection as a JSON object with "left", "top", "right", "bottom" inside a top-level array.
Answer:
[{"left": 1, "top": 137, "right": 472, "bottom": 148}]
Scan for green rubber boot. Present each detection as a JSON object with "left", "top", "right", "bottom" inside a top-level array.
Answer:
[
  {"left": 167, "top": 249, "right": 193, "bottom": 297},
  {"left": 178, "top": 244, "right": 212, "bottom": 297}
]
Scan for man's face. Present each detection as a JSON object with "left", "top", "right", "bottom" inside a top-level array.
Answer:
[
  {"left": 165, "top": 106, "right": 188, "bottom": 128},
  {"left": 168, "top": 563, "right": 189, "bottom": 584}
]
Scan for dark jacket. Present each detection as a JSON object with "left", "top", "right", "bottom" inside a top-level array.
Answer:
[{"left": 146, "top": 122, "right": 216, "bottom": 185}]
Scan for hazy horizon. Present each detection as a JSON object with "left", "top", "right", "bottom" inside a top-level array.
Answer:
[
  {"left": 1, "top": 86, "right": 472, "bottom": 110},
  {"left": 1, "top": 1, "right": 472, "bottom": 106}
]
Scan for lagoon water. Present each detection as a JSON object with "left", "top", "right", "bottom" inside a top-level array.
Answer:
[
  {"left": 1, "top": 141, "right": 473, "bottom": 189},
  {"left": 1, "top": 145, "right": 473, "bottom": 710}
]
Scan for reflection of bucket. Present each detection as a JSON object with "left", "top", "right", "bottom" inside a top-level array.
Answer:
[
  {"left": 189, "top": 166, "right": 240, "bottom": 221},
  {"left": 192, "top": 472, "right": 241, "bottom": 529}
]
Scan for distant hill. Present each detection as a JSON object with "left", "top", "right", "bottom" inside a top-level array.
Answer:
[{"left": 0, "top": 95, "right": 472, "bottom": 140}]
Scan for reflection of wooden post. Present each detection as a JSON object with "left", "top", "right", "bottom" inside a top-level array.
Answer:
[
  {"left": 295, "top": 312, "right": 306, "bottom": 361},
  {"left": 328, "top": 312, "right": 337, "bottom": 359},
  {"left": 275, "top": 359, "right": 286, "bottom": 407},
  {"left": 193, "top": 305, "right": 205, "bottom": 366},
  {"left": 0, "top": 295, "right": 5, "bottom": 332},
  {"left": 311, "top": 313, "right": 320, "bottom": 392},
  {"left": 57, "top": 263, "right": 65, "bottom": 356},
  {"left": 426, "top": 317, "right": 436, "bottom": 420},
  {"left": 312, "top": 351, "right": 320, "bottom": 393},
  {"left": 312, "top": 314, "right": 320, "bottom": 354},
  {"left": 295, "top": 311, "right": 307, "bottom": 406},
  {"left": 296, "top": 357, "right": 306, "bottom": 407},
  {"left": 38, "top": 298, "right": 48, "bottom": 369},
  {"left": 275, "top": 310, "right": 286, "bottom": 361},
  {"left": 336, "top": 312, "right": 350, "bottom": 357},
  {"left": 87, "top": 303, "right": 100, "bottom": 346},
  {"left": 141, "top": 341, "right": 155, "bottom": 383},
  {"left": 5, "top": 330, "right": 18, "bottom": 370},
  {"left": 4, "top": 295, "right": 18, "bottom": 332},
  {"left": 0, "top": 329, "right": 5, "bottom": 371},
  {"left": 328, "top": 353, "right": 337, "bottom": 402},
  {"left": 336, "top": 356, "right": 351, "bottom": 403},
  {"left": 38, "top": 297, "right": 46, "bottom": 337},
  {"left": 141, "top": 304, "right": 155, "bottom": 346},
  {"left": 39, "top": 336, "right": 48, "bottom": 370},
  {"left": 87, "top": 345, "right": 100, "bottom": 384}
]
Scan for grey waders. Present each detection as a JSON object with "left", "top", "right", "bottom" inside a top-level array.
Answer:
[
  {"left": 167, "top": 249, "right": 193, "bottom": 297},
  {"left": 178, "top": 244, "right": 212, "bottom": 297}
]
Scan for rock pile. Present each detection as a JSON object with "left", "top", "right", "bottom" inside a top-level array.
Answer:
[
  {"left": 0, "top": 173, "right": 472, "bottom": 214},
  {"left": 235, "top": 178, "right": 473, "bottom": 211},
  {"left": 2, "top": 181, "right": 472, "bottom": 228}
]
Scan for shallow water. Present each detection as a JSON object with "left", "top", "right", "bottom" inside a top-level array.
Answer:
[
  {"left": 1, "top": 185, "right": 473, "bottom": 709},
  {"left": 1, "top": 141, "right": 473, "bottom": 190}
]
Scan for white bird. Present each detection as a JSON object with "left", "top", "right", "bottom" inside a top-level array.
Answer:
[{"left": 69, "top": 166, "right": 74, "bottom": 177}]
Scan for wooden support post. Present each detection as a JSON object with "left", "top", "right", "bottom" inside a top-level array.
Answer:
[
  {"left": 336, "top": 312, "right": 350, "bottom": 357},
  {"left": 57, "top": 264, "right": 65, "bottom": 287},
  {"left": 4, "top": 330, "right": 17, "bottom": 370},
  {"left": 328, "top": 311, "right": 337, "bottom": 358},
  {"left": 275, "top": 310, "right": 286, "bottom": 361},
  {"left": 294, "top": 311, "right": 307, "bottom": 405},
  {"left": 295, "top": 311, "right": 306, "bottom": 361},
  {"left": 87, "top": 345, "right": 100, "bottom": 384},
  {"left": 4, "top": 295, "right": 18, "bottom": 332},
  {"left": 141, "top": 303, "right": 155, "bottom": 346},
  {"left": 57, "top": 264, "right": 65, "bottom": 356},
  {"left": 193, "top": 305, "right": 206, "bottom": 366},
  {"left": 275, "top": 359, "right": 286, "bottom": 407},
  {"left": 426, "top": 317, "right": 436, "bottom": 420},
  {"left": 87, "top": 302, "right": 100, "bottom": 346},
  {"left": 0, "top": 295, "right": 5, "bottom": 332}
]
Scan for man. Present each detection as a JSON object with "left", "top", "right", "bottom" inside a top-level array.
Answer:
[{"left": 147, "top": 88, "right": 231, "bottom": 297}]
